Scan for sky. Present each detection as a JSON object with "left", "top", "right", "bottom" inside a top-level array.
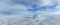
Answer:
[
  {"left": 0, "top": 0, "right": 60, "bottom": 25},
  {"left": 0, "top": 0, "right": 59, "bottom": 15}
]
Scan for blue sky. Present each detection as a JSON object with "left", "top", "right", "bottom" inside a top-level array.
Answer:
[{"left": 0, "top": 0, "right": 60, "bottom": 15}]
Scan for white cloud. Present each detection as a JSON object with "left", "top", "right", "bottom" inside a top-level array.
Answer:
[
  {"left": 37, "top": 0, "right": 56, "bottom": 7},
  {"left": 0, "top": 0, "right": 29, "bottom": 15},
  {"left": 8, "top": 4, "right": 28, "bottom": 11}
]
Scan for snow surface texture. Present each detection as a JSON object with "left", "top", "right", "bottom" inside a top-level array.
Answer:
[{"left": 0, "top": 0, "right": 60, "bottom": 25}]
